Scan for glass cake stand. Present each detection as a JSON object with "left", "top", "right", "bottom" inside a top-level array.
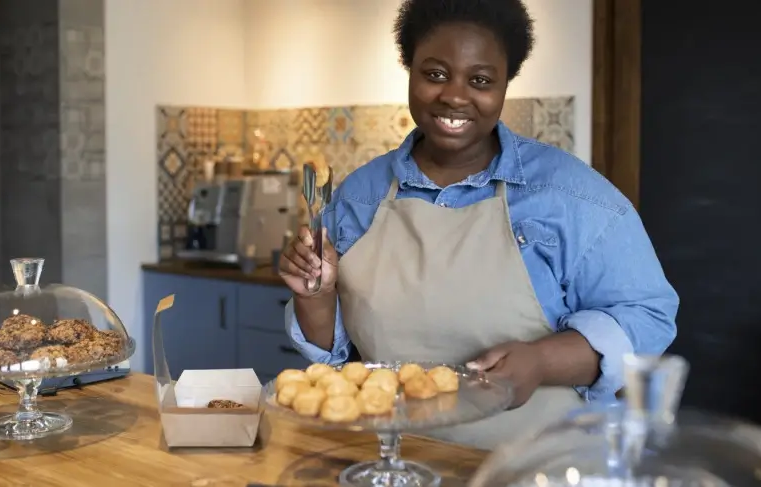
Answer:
[
  {"left": 263, "top": 361, "right": 514, "bottom": 487},
  {"left": 0, "top": 257, "right": 136, "bottom": 440},
  {"left": 468, "top": 354, "right": 761, "bottom": 487}
]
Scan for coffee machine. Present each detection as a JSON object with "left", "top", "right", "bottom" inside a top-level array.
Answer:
[{"left": 178, "top": 173, "right": 298, "bottom": 265}]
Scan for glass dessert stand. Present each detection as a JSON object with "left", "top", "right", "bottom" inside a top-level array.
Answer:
[
  {"left": 468, "top": 354, "right": 761, "bottom": 487},
  {"left": 263, "top": 361, "right": 515, "bottom": 487},
  {"left": 0, "top": 257, "right": 136, "bottom": 440}
]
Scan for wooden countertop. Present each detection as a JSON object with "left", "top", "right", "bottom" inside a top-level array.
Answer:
[
  {"left": 0, "top": 374, "right": 487, "bottom": 487},
  {"left": 142, "top": 262, "right": 286, "bottom": 287}
]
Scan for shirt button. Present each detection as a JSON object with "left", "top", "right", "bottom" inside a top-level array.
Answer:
[
  {"left": 517, "top": 235, "right": 526, "bottom": 244},
  {"left": 439, "top": 202, "right": 447, "bottom": 207}
]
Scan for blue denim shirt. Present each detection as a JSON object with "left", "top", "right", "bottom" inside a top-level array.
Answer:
[{"left": 285, "top": 121, "right": 678, "bottom": 402}]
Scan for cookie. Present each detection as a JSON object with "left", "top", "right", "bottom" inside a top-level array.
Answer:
[
  {"left": 30, "top": 345, "right": 68, "bottom": 363},
  {"left": 47, "top": 319, "right": 97, "bottom": 345},
  {"left": 207, "top": 399, "right": 244, "bottom": 409},
  {"left": 0, "top": 349, "right": 19, "bottom": 367},
  {"left": 0, "top": 315, "right": 46, "bottom": 351}
]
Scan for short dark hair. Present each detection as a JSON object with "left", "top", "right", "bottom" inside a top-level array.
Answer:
[{"left": 393, "top": 0, "right": 535, "bottom": 81}]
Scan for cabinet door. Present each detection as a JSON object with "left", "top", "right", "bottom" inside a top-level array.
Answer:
[{"left": 143, "top": 272, "right": 237, "bottom": 378}]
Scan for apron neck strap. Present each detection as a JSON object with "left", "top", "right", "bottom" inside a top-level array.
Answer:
[
  {"left": 496, "top": 180, "right": 507, "bottom": 198},
  {"left": 385, "top": 178, "right": 400, "bottom": 200}
]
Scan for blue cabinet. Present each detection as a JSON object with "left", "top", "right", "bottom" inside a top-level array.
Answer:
[
  {"left": 142, "top": 270, "right": 306, "bottom": 382},
  {"left": 143, "top": 272, "right": 238, "bottom": 378}
]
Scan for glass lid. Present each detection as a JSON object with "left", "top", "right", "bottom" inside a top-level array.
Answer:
[
  {"left": 468, "top": 355, "right": 761, "bottom": 487},
  {"left": 0, "top": 257, "right": 134, "bottom": 379}
]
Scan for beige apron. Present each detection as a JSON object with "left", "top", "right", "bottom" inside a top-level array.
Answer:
[{"left": 337, "top": 178, "right": 584, "bottom": 450}]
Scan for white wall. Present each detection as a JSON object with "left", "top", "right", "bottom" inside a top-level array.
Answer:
[
  {"left": 244, "top": 0, "right": 593, "bottom": 163},
  {"left": 106, "top": 0, "right": 592, "bottom": 372},
  {"left": 105, "top": 0, "right": 247, "bottom": 370}
]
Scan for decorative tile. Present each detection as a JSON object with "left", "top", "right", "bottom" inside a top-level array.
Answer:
[
  {"left": 186, "top": 107, "right": 217, "bottom": 150},
  {"left": 291, "top": 107, "right": 329, "bottom": 146},
  {"left": 217, "top": 109, "right": 244, "bottom": 145},
  {"left": 389, "top": 106, "right": 415, "bottom": 141},
  {"left": 269, "top": 147, "right": 296, "bottom": 172},
  {"left": 323, "top": 143, "right": 356, "bottom": 184},
  {"left": 533, "top": 97, "right": 574, "bottom": 153},
  {"left": 500, "top": 98, "right": 534, "bottom": 137},
  {"left": 327, "top": 107, "right": 353, "bottom": 143},
  {"left": 257, "top": 109, "right": 294, "bottom": 147},
  {"left": 352, "top": 105, "right": 401, "bottom": 145}
]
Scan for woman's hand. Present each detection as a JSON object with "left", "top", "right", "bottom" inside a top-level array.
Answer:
[
  {"left": 278, "top": 225, "right": 339, "bottom": 297},
  {"left": 467, "top": 342, "right": 546, "bottom": 407}
]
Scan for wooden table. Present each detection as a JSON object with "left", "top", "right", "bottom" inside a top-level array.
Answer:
[{"left": 0, "top": 374, "right": 488, "bottom": 486}]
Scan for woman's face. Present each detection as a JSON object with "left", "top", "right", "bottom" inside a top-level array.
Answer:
[{"left": 408, "top": 22, "right": 509, "bottom": 154}]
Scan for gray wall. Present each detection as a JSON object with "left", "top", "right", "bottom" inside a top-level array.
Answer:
[{"left": 0, "top": 0, "right": 106, "bottom": 299}]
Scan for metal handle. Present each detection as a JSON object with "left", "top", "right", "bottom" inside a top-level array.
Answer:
[
  {"left": 218, "top": 296, "right": 227, "bottom": 330},
  {"left": 279, "top": 345, "right": 299, "bottom": 355}
]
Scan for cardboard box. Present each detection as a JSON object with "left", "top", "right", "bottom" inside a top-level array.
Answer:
[{"left": 152, "top": 295, "right": 264, "bottom": 448}]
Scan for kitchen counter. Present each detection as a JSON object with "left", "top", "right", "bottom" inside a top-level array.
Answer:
[
  {"left": 142, "top": 261, "right": 286, "bottom": 287},
  {"left": 0, "top": 374, "right": 487, "bottom": 486}
]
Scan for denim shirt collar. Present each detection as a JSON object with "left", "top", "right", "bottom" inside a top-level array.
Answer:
[{"left": 391, "top": 120, "right": 526, "bottom": 190}]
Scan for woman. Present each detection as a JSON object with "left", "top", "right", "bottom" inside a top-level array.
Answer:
[{"left": 278, "top": 0, "right": 678, "bottom": 449}]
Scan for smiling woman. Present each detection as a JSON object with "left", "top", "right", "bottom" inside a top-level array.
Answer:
[{"left": 278, "top": 0, "right": 679, "bottom": 450}]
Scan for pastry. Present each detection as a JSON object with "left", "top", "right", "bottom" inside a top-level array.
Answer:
[
  {"left": 277, "top": 381, "right": 311, "bottom": 407},
  {"left": 341, "top": 362, "right": 370, "bottom": 386},
  {"left": 320, "top": 396, "right": 361, "bottom": 423},
  {"left": 427, "top": 366, "right": 459, "bottom": 393},
  {"left": 0, "top": 349, "right": 19, "bottom": 367},
  {"left": 316, "top": 370, "right": 344, "bottom": 389},
  {"left": 324, "top": 376, "right": 359, "bottom": 397},
  {"left": 1, "top": 314, "right": 43, "bottom": 331},
  {"left": 30, "top": 345, "right": 68, "bottom": 363},
  {"left": 363, "top": 368, "right": 399, "bottom": 394},
  {"left": 0, "top": 315, "right": 46, "bottom": 351},
  {"left": 276, "top": 369, "right": 310, "bottom": 392},
  {"left": 305, "top": 363, "right": 334, "bottom": 384},
  {"left": 403, "top": 374, "right": 439, "bottom": 400},
  {"left": 292, "top": 387, "right": 327, "bottom": 417},
  {"left": 66, "top": 331, "right": 124, "bottom": 363},
  {"left": 398, "top": 363, "right": 425, "bottom": 384},
  {"left": 207, "top": 399, "right": 244, "bottom": 409},
  {"left": 356, "top": 387, "right": 395, "bottom": 416},
  {"left": 48, "top": 319, "right": 97, "bottom": 345}
]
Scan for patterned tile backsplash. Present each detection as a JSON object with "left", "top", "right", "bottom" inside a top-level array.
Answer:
[{"left": 156, "top": 97, "right": 574, "bottom": 259}]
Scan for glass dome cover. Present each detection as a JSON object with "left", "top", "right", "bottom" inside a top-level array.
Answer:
[
  {"left": 0, "top": 257, "right": 135, "bottom": 440},
  {"left": 468, "top": 355, "right": 761, "bottom": 487}
]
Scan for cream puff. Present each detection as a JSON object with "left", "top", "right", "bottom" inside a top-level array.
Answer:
[
  {"left": 427, "top": 366, "right": 459, "bottom": 393},
  {"left": 341, "top": 362, "right": 370, "bottom": 386}
]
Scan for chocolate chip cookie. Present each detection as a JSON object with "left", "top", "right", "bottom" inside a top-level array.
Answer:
[{"left": 0, "top": 314, "right": 46, "bottom": 351}]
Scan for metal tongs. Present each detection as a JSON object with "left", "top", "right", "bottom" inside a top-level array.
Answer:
[{"left": 302, "top": 163, "right": 333, "bottom": 293}]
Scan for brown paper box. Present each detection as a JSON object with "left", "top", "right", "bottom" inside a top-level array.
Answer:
[{"left": 152, "top": 295, "right": 264, "bottom": 448}]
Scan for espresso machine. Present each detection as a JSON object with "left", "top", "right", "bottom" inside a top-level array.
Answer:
[{"left": 178, "top": 173, "right": 299, "bottom": 266}]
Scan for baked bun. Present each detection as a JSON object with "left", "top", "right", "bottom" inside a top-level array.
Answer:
[
  {"left": 276, "top": 369, "right": 310, "bottom": 392},
  {"left": 277, "top": 381, "right": 311, "bottom": 407},
  {"left": 356, "top": 387, "right": 395, "bottom": 416},
  {"left": 305, "top": 363, "right": 334, "bottom": 384},
  {"left": 363, "top": 368, "right": 399, "bottom": 394},
  {"left": 341, "top": 362, "right": 370, "bottom": 386},
  {"left": 324, "top": 376, "right": 359, "bottom": 397},
  {"left": 403, "top": 374, "right": 439, "bottom": 400},
  {"left": 320, "top": 396, "right": 361, "bottom": 423},
  {"left": 292, "top": 387, "right": 327, "bottom": 417},
  {"left": 427, "top": 366, "right": 459, "bottom": 393},
  {"left": 398, "top": 363, "right": 425, "bottom": 384}
]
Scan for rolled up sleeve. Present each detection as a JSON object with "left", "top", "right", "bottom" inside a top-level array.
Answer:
[
  {"left": 561, "top": 207, "right": 679, "bottom": 401},
  {"left": 284, "top": 297, "right": 352, "bottom": 364}
]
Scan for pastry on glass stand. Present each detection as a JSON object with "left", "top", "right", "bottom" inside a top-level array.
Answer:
[
  {"left": 468, "top": 353, "right": 761, "bottom": 487},
  {"left": 0, "top": 258, "right": 136, "bottom": 441},
  {"left": 263, "top": 361, "right": 514, "bottom": 487}
]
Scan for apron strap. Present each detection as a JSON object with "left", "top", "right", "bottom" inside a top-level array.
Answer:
[
  {"left": 496, "top": 180, "right": 507, "bottom": 199},
  {"left": 385, "top": 178, "right": 400, "bottom": 200}
]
